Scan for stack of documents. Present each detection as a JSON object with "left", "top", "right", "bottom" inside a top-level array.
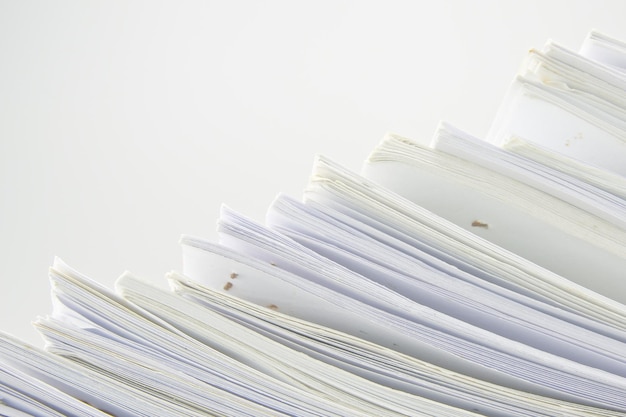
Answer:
[{"left": 2, "top": 30, "right": 626, "bottom": 416}]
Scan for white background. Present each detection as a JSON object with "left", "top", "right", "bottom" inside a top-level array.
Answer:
[{"left": 2, "top": 0, "right": 626, "bottom": 346}]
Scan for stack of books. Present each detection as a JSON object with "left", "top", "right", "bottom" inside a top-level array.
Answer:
[{"left": 2, "top": 30, "right": 626, "bottom": 417}]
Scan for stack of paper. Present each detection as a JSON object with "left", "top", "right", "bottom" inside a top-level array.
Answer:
[
  {"left": 1, "top": 30, "right": 626, "bottom": 416},
  {"left": 487, "top": 38, "right": 626, "bottom": 176},
  {"left": 580, "top": 31, "right": 626, "bottom": 73}
]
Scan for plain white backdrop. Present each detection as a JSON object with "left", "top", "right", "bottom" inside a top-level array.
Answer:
[{"left": 2, "top": 0, "right": 626, "bottom": 346}]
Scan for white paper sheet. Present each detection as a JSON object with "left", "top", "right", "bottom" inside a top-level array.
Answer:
[
  {"left": 308, "top": 155, "right": 626, "bottom": 334},
  {"left": 363, "top": 128, "right": 626, "bottom": 304},
  {"left": 487, "top": 39, "right": 626, "bottom": 176},
  {"left": 265, "top": 193, "right": 626, "bottom": 376},
  {"left": 170, "top": 271, "right": 624, "bottom": 417},
  {"left": 580, "top": 30, "right": 626, "bottom": 73},
  {"left": 181, "top": 215, "right": 626, "bottom": 410}
]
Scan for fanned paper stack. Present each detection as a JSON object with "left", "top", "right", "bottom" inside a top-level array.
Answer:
[{"left": 2, "top": 30, "right": 626, "bottom": 417}]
